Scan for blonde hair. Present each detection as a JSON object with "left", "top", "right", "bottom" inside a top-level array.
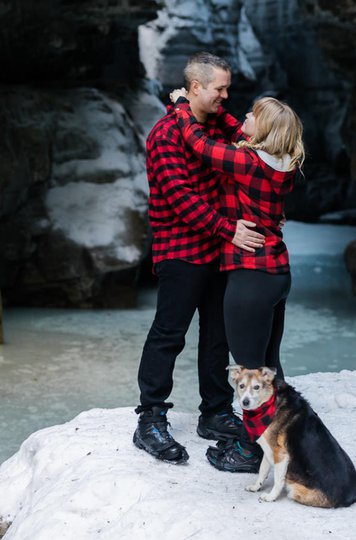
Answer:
[
  {"left": 184, "top": 52, "right": 231, "bottom": 90},
  {"left": 238, "top": 97, "right": 305, "bottom": 171}
]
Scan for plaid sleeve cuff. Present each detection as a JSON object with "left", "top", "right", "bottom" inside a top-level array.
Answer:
[{"left": 219, "top": 219, "right": 236, "bottom": 241}]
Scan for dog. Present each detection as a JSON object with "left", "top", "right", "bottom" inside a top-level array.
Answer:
[{"left": 229, "top": 365, "right": 356, "bottom": 508}]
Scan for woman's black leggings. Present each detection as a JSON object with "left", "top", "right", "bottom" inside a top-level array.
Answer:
[{"left": 224, "top": 269, "right": 291, "bottom": 380}]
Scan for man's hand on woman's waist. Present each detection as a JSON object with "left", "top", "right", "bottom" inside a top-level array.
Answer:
[{"left": 233, "top": 220, "right": 265, "bottom": 252}]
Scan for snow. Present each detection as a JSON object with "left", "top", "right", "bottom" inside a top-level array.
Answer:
[
  {"left": 237, "top": 6, "right": 266, "bottom": 81},
  {"left": 0, "top": 371, "right": 355, "bottom": 539},
  {"left": 138, "top": 0, "right": 222, "bottom": 82},
  {"left": 127, "top": 88, "right": 166, "bottom": 146},
  {"left": 46, "top": 179, "right": 144, "bottom": 255},
  {"left": 45, "top": 90, "right": 148, "bottom": 263},
  {"left": 0, "top": 220, "right": 355, "bottom": 537},
  {"left": 138, "top": 9, "right": 179, "bottom": 81}
]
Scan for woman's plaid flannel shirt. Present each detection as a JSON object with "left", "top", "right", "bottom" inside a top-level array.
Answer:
[{"left": 174, "top": 100, "right": 296, "bottom": 274}]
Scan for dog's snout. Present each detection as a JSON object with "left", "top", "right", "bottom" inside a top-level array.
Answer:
[{"left": 242, "top": 398, "right": 250, "bottom": 407}]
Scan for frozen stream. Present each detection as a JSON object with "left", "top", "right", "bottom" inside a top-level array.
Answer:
[{"left": 0, "top": 222, "right": 355, "bottom": 463}]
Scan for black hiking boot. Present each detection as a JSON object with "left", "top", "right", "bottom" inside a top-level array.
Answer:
[
  {"left": 206, "top": 438, "right": 262, "bottom": 473},
  {"left": 133, "top": 406, "right": 189, "bottom": 464},
  {"left": 197, "top": 410, "right": 243, "bottom": 441}
]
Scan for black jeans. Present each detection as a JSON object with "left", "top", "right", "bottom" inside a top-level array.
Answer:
[
  {"left": 136, "top": 259, "right": 233, "bottom": 414},
  {"left": 224, "top": 269, "right": 291, "bottom": 380}
]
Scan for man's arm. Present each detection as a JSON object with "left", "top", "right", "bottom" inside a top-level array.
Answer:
[
  {"left": 150, "top": 137, "right": 264, "bottom": 251},
  {"left": 150, "top": 136, "right": 235, "bottom": 241}
]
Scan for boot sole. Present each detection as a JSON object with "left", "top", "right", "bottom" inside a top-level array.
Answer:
[
  {"left": 133, "top": 432, "right": 189, "bottom": 465},
  {"left": 197, "top": 425, "right": 241, "bottom": 442},
  {"left": 206, "top": 453, "right": 260, "bottom": 474}
]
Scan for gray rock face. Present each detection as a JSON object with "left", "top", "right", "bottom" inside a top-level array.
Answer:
[
  {"left": 139, "top": 0, "right": 241, "bottom": 85},
  {"left": 0, "top": 0, "right": 355, "bottom": 306},
  {"left": 299, "top": 0, "right": 356, "bottom": 207},
  {"left": 242, "top": 0, "right": 356, "bottom": 219},
  {"left": 139, "top": 0, "right": 356, "bottom": 221},
  {"left": 0, "top": 0, "right": 158, "bottom": 86},
  {"left": 0, "top": 86, "right": 158, "bottom": 307}
]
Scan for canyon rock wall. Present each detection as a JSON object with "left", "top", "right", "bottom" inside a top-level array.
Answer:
[{"left": 0, "top": 0, "right": 354, "bottom": 306}]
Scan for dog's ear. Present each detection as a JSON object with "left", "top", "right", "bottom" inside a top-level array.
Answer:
[
  {"left": 226, "top": 364, "right": 244, "bottom": 382},
  {"left": 259, "top": 366, "right": 277, "bottom": 383}
]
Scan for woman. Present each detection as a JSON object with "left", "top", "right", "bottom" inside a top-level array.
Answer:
[
  {"left": 172, "top": 94, "right": 305, "bottom": 471},
  {"left": 172, "top": 95, "right": 304, "bottom": 378}
]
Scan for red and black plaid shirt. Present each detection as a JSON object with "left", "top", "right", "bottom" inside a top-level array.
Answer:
[
  {"left": 146, "top": 105, "right": 242, "bottom": 266},
  {"left": 175, "top": 101, "right": 296, "bottom": 274}
]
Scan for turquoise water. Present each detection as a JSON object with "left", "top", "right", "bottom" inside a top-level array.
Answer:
[
  {"left": 0, "top": 285, "right": 355, "bottom": 465},
  {"left": 0, "top": 222, "right": 355, "bottom": 464}
]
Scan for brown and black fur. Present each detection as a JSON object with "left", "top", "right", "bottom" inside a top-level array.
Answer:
[{"left": 231, "top": 366, "right": 356, "bottom": 508}]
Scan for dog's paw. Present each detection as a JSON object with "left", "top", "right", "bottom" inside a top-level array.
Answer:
[
  {"left": 259, "top": 492, "right": 276, "bottom": 503},
  {"left": 245, "top": 483, "right": 261, "bottom": 493}
]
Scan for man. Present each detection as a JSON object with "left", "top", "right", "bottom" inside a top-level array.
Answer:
[{"left": 133, "top": 52, "right": 264, "bottom": 466}]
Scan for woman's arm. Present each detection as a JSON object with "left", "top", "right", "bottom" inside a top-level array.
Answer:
[
  {"left": 215, "top": 107, "right": 245, "bottom": 142},
  {"left": 169, "top": 89, "right": 244, "bottom": 142},
  {"left": 174, "top": 99, "right": 254, "bottom": 183}
]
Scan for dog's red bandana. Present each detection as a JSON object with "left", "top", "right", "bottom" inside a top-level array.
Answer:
[{"left": 243, "top": 392, "right": 277, "bottom": 442}]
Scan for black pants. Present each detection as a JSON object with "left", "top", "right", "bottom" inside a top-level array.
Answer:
[
  {"left": 137, "top": 259, "right": 233, "bottom": 414},
  {"left": 224, "top": 269, "right": 291, "bottom": 380}
]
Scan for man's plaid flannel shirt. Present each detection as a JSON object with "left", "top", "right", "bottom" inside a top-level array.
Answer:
[{"left": 146, "top": 105, "right": 242, "bottom": 267}]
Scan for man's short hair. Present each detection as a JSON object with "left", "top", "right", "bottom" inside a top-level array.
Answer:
[{"left": 184, "top": 52, "right": 231, "bottom": 90}]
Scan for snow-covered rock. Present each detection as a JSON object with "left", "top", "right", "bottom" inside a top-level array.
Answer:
[
  {"left": 0, "top": 371, "right": 355, "bottom": 539},
  {"left": 0, "top": 87, "right": 150, "bottom": 308}
]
